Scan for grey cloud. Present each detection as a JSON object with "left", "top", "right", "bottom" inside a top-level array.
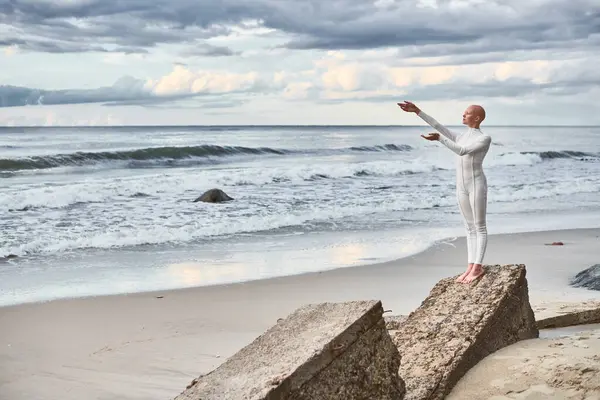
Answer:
[
  {"left": 279, "top": 1, "right": 600, "bottom": 53},
  {"left": 120, "top": 99, "right": 248, "bottom": 109},
  {"left": 391, "top": 35, "right": 600, "bottom": 67},
  {"left": 283, "top": 29, "right": 479, "bottom": 50},
  {"left": 0, "top": 73, "right": 270, "bottom": 108},
  {"left": 315, "top": 74, "right": 600, "bottom": 106},
  {"left": 101, "top": 95, "right": 205, "bottom": 107},
  {"left": 0, "top": 80, "right": 153, "bottom": 108},
  {"left": 1, "top": 36, "right": 149, "bottom": 53},
  {"left": 2, "top": 0, "right": 598, "bottom": 58},
  {"left": 0, "top": 83, "right": 248, "bottom": 108},
  {"left": 0, "top": 0, "right": 259, "bottom": 54},
  {"left": 181, "top": 43, "right": 241, "bottom": 57}
]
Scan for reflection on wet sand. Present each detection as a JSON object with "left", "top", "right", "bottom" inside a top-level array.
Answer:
[
  {"left": 165, "top": 261, "right": 249, "bottom": 286},
  {"left": 328, "top": 237, "right": 424, "bottom": 268},
  {"left": 329, "top": 242, "right": 367, "bottom": 266}
]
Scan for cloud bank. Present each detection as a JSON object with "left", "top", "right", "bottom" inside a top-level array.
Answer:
[
  {"left": 1, "top": 53, "right": 598, "bottom": 109},
  {"left": 2, "top": 0, "right": 598, "bottom": 56},
  {"left": 0, "top": 66, "right": 274, "bottom": 107}
]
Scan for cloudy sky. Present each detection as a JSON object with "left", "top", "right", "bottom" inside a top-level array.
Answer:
[{"left": 0, "top": 0, "right": 599, "bottom": 126}]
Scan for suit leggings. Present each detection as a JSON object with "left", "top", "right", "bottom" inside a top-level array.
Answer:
[{"left": 456, "top": 174, "right": 488, "bottom": 265}]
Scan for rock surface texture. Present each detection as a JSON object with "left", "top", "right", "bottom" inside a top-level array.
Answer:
[
  {"left": 392, "top": 264, "right": 539, "bottom": 400},
  {"left": 570, "top": 264, "right": 600, "bottom": 291},
  {"left": 174, "top": 300, "right": 405, "bottom": 400},
  {"left": 385, "top": 315, "right": 408, "bottom": 331}
]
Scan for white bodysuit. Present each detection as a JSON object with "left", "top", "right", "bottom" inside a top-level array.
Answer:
[{"left": 418, "top": 110, "right": 492, "bottom": 265}]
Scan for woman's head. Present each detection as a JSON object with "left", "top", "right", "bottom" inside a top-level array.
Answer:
[{"left": 462, "top": 105, "right": 486, "bottom": 128}]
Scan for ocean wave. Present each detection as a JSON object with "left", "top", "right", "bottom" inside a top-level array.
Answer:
[
  {"left": 492, "top": 178, "right": 600, "bottom": 202},
  {"left": 497, "top": 150, "right": 599, "bottom": 164},
  {"left": 0, "top": 196, "right": 448, "bottom": 257},
  {"left": 0, "top": 145, "right": 290, "bottom": 172},
  {"left": 533, "top": 150, "right": 599, "bottom": 160},
  {"left": 0, "top": 143, "right": 413, "bottom": 173},
  {"left": 349, "top": 144, "right": 412, "bottom": 152},
  {"left": 0, "top": 159, "right": 442, "bottom": 211}
]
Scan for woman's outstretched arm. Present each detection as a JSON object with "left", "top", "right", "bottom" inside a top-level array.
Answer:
[
  {"left": 417, "top": 110, "right": 459, "bottom": 142},
  {"left": 438, "top": 134, "right": 491, "bottom": 156},
  {"left": 397, "top": 101, "right": 458, "bottom": 142}
]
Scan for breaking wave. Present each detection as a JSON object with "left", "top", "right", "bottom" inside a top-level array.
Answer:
[{"left": 0, "top": 143, "right": 413, "bottom": 172}]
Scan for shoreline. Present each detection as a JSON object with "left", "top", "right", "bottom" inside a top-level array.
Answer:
[
  {"left": 2, "top": 226, "right": 599, "bottom": 309},
  {"left": 1, "top": 227, "right": 599, "bottom": 400}
]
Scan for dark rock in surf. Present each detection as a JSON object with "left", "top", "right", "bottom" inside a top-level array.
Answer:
[
  {"left": 9, "top": 206, "right": 32, "bottom": 212},
  {"left": 570, "top": 264, "right": 600, "bottom": 291},
  {"left": 193, "top": 188, "right": 234, "bottom": 203},
  {"left": 1, "top": 254, "right": 18, "bottom": 262}
]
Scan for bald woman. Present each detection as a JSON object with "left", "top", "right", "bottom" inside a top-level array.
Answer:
[{"left": 398, "top": 101, "right": 492, "bottom": 284}]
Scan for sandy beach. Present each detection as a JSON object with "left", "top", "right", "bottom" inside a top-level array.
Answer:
[
  {"left": 1, "top": 227, "right": 599, "bottom": 400},
  {"left": 447, "top": 323, "right": 600, "bottom": 399}
]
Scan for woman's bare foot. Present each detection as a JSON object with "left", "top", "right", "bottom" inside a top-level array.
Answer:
[
  {"left": 456, "top": 263, "right": 473, "bottom": 282},
  {"left": 463, "top": 264, "right": 484, "bottom": 283}
]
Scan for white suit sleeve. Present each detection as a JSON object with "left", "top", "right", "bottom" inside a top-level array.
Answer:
[
  {"left": 438, "top": 134, "right": 491, "bottom": 156},
  {"left": 417, "top": 110, "right": 459, "bottom": 142}
]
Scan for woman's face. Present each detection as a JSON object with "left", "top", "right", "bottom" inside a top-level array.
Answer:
[{"left": 462, "top": 106, "right": 480, "bottom": 127}]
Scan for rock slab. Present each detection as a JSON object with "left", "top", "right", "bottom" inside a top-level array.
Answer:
[
  {"left": 392, "top": 264, "right": 539, "bottom": 400},
  {"left": 174, "top": 300, "right": 405, "bottom": 400}
]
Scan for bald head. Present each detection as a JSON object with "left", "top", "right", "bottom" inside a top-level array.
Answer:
[{"left": 462, "top": 105, "right": 486, "bottom": 128}]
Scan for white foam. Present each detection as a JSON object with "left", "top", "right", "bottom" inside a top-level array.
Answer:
[
  {"left": 492, "top": 177, "right": 600, "bottom": 203},
  {"left": 0, "top": 158, "right": 445, "bottom": 210},
  {"left": 488, "top": 152, "right": 543, "bottom": 166},
  {"left": 3, "top": 152, "right": 600, "bottom": 257}
]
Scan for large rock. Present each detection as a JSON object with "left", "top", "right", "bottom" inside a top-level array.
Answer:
[
  {"left": 174, "top": 300, "right": 405, "bottom": 400},
  {"left": 570, "top": 264, "right": 600, "bottom": 291},
  {"left": 392, "top": 264, "right": 539, "bottom": 400}
]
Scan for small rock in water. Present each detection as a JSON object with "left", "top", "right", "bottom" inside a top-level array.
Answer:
[
  {"left": 570, "top": 264, "right": 600, "bottom": 291},
  {"left": 193, "top": 188, "right": 234, "bottom": 203},
  {"left": 545, "top": 241, "right": 564, "bottom": 246}
]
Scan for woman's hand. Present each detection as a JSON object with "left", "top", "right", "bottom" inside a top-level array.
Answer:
[
  {"left": 421, "top": 133, "right": 439, "bottom": 141},
  {"left": 397, "top": 101, "right": 420, "bottom": 113}
]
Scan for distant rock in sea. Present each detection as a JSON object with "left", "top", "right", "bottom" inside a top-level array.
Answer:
[{"left": 193, "top": 188, "right": 234, "bottom": 203}]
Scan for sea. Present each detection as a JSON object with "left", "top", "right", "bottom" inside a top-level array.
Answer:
[{"left": 1, "top": 124, "right": 600, "bottom": 306}]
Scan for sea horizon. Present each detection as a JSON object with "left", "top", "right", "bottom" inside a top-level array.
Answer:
[{"left": 2, "top": 123, "right": 600, "bottom": 128}]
